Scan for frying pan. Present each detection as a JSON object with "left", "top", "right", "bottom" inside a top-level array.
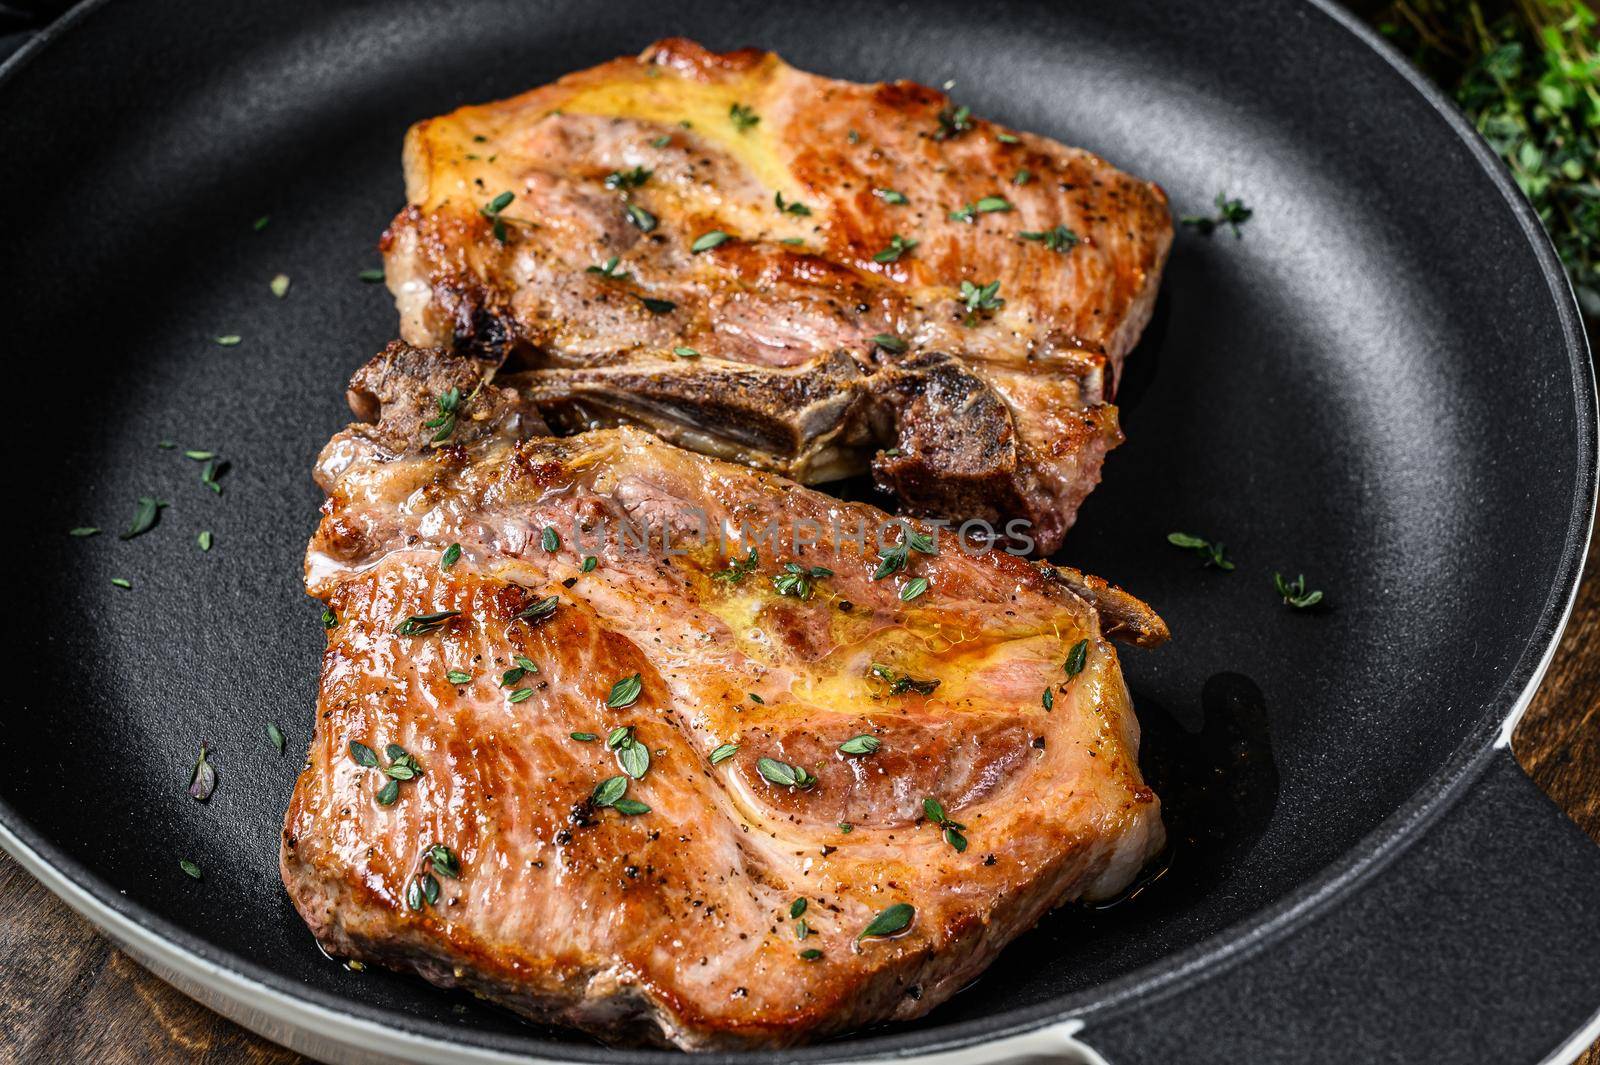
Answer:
[{"left": 2, "top": 0, "right": 1597, "bottom": 1061}]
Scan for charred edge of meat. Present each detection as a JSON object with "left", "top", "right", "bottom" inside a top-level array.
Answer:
[
  {"left": 346, "top": 341, "right": 550, "bottom": 453},
  {"left": 518, "top": 346, "right": 1086, "bottom": 554},
  {"left": 867, "top": 353, "right": 1024, "bottom": 521},
  {"left": 432, "top": 272, "right": 525, "bottom": 364},
  {"left": 1051, "top": 565, "right": 1170, "bottom": 647},
  {"left": 513, "top": 351, "right": 869, "bottom": 472}
]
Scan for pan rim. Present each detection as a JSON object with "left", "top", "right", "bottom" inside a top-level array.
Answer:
[{"left": 0, "top": 0, "right": 1595, "bottom": 1060}]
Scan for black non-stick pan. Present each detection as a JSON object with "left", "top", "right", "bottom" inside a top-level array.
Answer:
[{"left": 2, "top": 1, "right": 1597, "bottom": 1062}]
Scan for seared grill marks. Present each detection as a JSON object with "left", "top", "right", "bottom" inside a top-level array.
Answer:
[{"left": 381, "top": 38, "right": 1172, "bottom": 554}]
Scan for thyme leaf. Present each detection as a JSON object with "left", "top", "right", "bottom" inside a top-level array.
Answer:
[
  {"left": 775, "top": 191, "right": 812, "bottom": 216},
  {"left": 1273, "top": 572, "right": 1324, "bottom": 609},
  {"left": 712, "top": 548, "right": 759, "bottom": 584},
  {"left": 859, "top": 902, "right": 915, "bottom": 938},
  {"left": 837, "top": 734, "right": 880, "bottom": 756},
  {"left": 120, "top": 497, "right": 167, "bottom": 540},
  {"left": 771, "top": 562, "right": 833, "bottom": 600},
  {"left": 1064, "top": 639, "right": 1089, "bottom": 677},
  {"left": 757, "top": 757, "right": 816, "bottom": 789},
  {"left": 606, "top": 672, "right": 643, "bottom": 709},
  {"left": 872, "top": 233, "right": 919, "bottom": 263},
  {"left": 691, "top": 230, "right": 732, "bottom": 253},
  {"left": 1167, "top": 531, "right": 1235, "bottom": 571},
  {"left": 1181, "top": 192, "right": 1253, "bottom": 237},
  {"left": 934, "top": 104, "right": 972, "bottom": 140},
  {"left": 395, "top": 610, "right": 460, "bottom": 636},
  {"left": 516, "top": 595, "right": 560, "bottom": 624},
  {"left": 1019, "top": 224, "right": 1080, "bottom": 252}
]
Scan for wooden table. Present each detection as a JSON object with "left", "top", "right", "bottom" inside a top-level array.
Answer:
[{"left": 4, "top": 531, "right": 1598, "bottom": 1063}]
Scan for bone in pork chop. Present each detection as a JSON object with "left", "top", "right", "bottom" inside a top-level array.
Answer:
[
  {"left": 281, "top": 343, "right": 1167, "bottom": 1049},
  {"left": 381, "top": 38, "right": 1172, "bottom": 554}
]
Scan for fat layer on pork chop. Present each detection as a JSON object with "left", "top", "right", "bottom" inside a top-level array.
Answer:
[
  {"left": 381, "top": 38, "right": 1172, "bottom": 554},
  {"left": 281, "top": 343, "right": 1167, "bottom": 1049}
]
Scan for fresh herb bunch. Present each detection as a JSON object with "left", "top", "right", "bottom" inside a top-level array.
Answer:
[{"left": 1370, "top": 0, "right": 1599, "bottom": 319}]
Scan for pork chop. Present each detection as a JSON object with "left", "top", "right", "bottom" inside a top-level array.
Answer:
[
  {"left": 381, "top": 38, "right": 1172, "bottom": 554},
  {"left": 281, "top": 343, "right": 1166, "bottom": 1049}
]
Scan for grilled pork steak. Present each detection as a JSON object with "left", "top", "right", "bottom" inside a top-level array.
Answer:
[
  {"left": 381, "top": 38, "right": 1172, "bottom": 553},
  {"left": 281, "top": 343, "right": 1167, "bottom": 1049}
]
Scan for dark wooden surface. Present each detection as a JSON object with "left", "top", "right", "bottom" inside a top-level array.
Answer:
[{"left": 3, "top": 530, "right": 1597, "bottom": 1064}]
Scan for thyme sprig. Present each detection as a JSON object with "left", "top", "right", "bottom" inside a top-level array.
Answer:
[
  {"left": 1274, "top": 572, "right": 1325, "bottom": 609},
  {"left": 1375, "top": 0, "right": 1598, "bottom": 316},
  {"left": 1181, "top": 192, "right": 1253, "bottom": 237}
]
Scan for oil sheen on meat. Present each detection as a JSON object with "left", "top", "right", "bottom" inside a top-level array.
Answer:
[
  {"left": 381, "top": 39, "right": 1172, "bottom": 555},
  {"left": 281, "top": 343, "right": 1167, "bottom": 1049}
]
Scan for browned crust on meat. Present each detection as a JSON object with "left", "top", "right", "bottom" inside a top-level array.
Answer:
[
  {"left": 1052, "top": 565, "right": 1171, "bottom": 648},
  {"left": 284, "top": 345, "right": 1168, "bottom": 1049},
  {"left": 378, "top": 39, "right": 1172, "bottom": 554},
  {"left": 643, "top": 37, "right": 770, "bottom": 78}
]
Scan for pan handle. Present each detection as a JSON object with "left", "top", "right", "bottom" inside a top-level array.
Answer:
[{"left": 1075, "top": 747, "right": 1600, "bottom": 1064}]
